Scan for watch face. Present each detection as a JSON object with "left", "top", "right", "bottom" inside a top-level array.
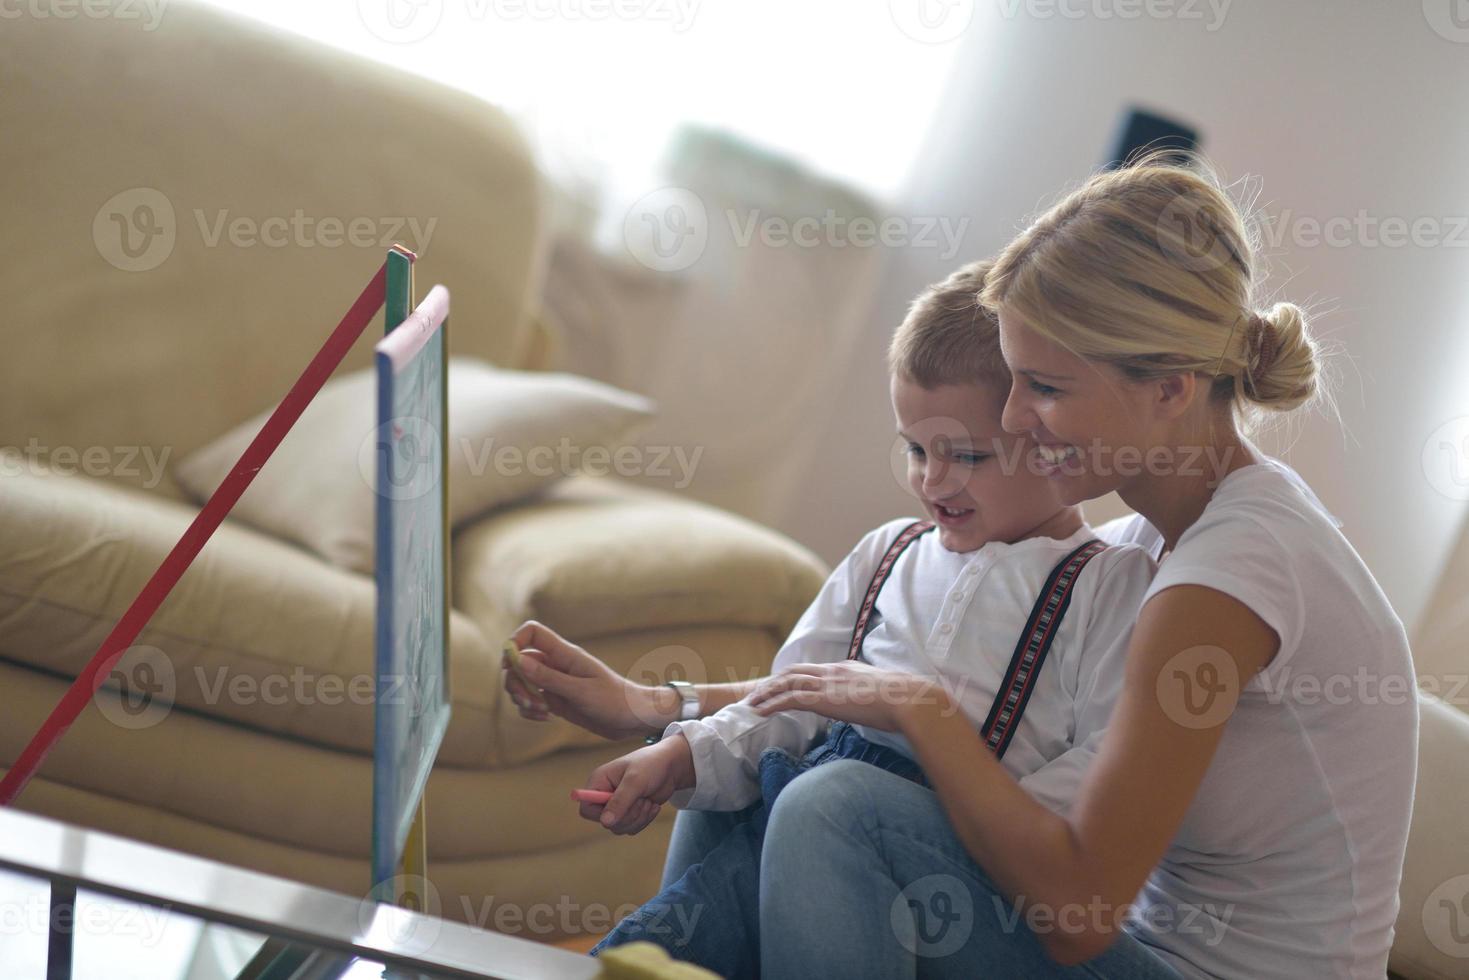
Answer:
[{"left": 670, "top": 682, "right": 698, "bottom": 720}]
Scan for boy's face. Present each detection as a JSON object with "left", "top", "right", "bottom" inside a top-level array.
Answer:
[{"left": 892, "top": 374, "right": 1069, "bottom": 553}]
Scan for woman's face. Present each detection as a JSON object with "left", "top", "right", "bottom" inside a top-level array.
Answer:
[{"left": 996, "top": 310, "right": 1162, "bottom": 506}]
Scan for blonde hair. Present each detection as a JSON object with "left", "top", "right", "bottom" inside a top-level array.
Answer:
[
  {"left": 889, "top": 259, "right": 1010, "bottom": 390},
  {"left": 981, "top": 152, "right": 1322, "bottom": 426}
]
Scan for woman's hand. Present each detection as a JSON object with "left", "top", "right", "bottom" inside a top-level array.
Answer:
[
  {"left": 747, "top": 660, "right": 955, "bottom": 733},
  {"left": 577, "top": 734, "right": 696, "bottom": 836},
  {"left": 504, "top": 621, "right": 664, "bottom": 741}
]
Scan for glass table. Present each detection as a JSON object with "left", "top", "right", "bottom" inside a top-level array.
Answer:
[{"left": 0, "top": 808, "right": 601, "bottom": 980}]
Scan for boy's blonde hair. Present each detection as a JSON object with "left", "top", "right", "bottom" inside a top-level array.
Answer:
[
  {"left": 981, "top": 151, "right": 1323, "bottom": 427},
  {"left": 888, "top": 259, "right": 1010, "bottom": 390}
]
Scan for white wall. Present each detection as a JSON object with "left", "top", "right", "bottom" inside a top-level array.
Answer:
[{"left": 778, "top": 0, "right": 1469, "bottom": 636}]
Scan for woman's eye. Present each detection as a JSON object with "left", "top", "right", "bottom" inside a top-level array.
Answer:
[
  {"left": 1028, "top": 380, "right": 1060, "bottom": 397},
  {"left": 954, "top": 453, "right": 990, "bottom": 466},
  {"left": 906, "top": 443, "right": 925, "bottom": 458}
]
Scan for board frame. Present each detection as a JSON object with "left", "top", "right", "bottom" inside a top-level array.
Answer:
[{"left": 371, "top": 247, "right": 452, "bottom": 895}]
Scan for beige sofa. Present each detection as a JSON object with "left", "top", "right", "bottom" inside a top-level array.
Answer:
[
  {"left": 0, "top": 0, "right": 826, "bottom": 944},
  {"left": 3, "top": 4, "right": 1467, "bottom": 974}
]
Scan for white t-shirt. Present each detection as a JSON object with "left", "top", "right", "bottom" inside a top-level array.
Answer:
[
  {"left": 1095, "top": 455, "right": 1418, "bottom": 980},
  {"left": 665, "top": 518, "right": 1155, "bottom": 813}
]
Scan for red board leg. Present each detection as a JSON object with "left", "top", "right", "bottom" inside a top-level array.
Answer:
[{"left": 0, "top": 265, "right": 389, "bottom": 807}]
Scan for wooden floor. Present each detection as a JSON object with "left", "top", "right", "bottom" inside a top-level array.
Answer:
[{"left": 550, "top": 933, "right": 600, "bottom": 955}]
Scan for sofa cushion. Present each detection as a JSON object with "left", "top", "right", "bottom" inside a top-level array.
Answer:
[
  {"left": 1, "top": 463, "right": 826, "bottom": 772},
  {"left": 0, "top": 659, "right": 660, "bottom": 865},
  {"left": 174, "top": 357, "right": 656, "bottom": 573},
  {"left": 454, "top": 475, "right": 829, "bottom": 640},
  {"left": 1389, "top": 695, "right": 1469, "bottom": 980},
  {"left": 0, "top": 462, "right": 500, "bottom": 768}
]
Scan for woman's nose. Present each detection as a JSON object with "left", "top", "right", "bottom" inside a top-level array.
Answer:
[{"left": 1001, "top": 382, "right": 1032, "bottom": 435}]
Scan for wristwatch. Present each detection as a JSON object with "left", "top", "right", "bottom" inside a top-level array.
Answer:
[
  {"left": 644, "top": 679, "right": 699, "bottom": 744},
  {"left": 667, "top": 679, "right": 699, "bottom": 721}
]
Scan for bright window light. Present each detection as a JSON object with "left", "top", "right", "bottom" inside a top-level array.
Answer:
[{"left": 192, "top": 0, "right": 963, "bottom": 198}]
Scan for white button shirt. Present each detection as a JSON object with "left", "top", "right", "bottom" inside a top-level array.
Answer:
[{"left": 665, "top": 518, "right": 1157, "bottom": 811}]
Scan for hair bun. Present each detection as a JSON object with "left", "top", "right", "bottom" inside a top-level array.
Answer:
[
  {"left": 1246, "top": 313, "right": 1277, "bottom": 388},
  {"left": 1244, "top": 303, "right": 1317, "bottom": 411}
]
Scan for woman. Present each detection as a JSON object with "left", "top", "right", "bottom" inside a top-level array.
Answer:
[
  {"left": 506, "top": 156, "right": 1417, "bottom": 978},
  {"left": 741, "top": 156, "right": 1418, "bottom": 978}
]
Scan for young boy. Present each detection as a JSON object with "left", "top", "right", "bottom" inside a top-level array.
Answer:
[{"left": 565, "top": 260, "right": 1157, "bottom": 976}]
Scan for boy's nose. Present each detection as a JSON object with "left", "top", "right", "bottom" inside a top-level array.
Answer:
[{"left": 923, "top": 459, "right": 960, "bottom": 496}]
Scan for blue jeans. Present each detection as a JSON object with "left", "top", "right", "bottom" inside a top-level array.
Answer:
[
  {"left": 590, "top": 721, "right": 929, "bottom": 978},
  {"left": 647, "top": 745, "right": 1188, "bottom": 978},
  {"left": 757, "top": 759, "right": 1186, "bottom": 979}
]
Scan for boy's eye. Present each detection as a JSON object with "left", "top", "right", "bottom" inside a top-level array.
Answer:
[
  {"left": 1028, "top": 379, "right": 1061, "bottom": 397},
  {"left": 907, "top": 443, "right": 988, "bottom": 466}
]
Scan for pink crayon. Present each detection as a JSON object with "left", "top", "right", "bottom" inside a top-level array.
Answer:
[{"left": 570, "top": 788, "right": 614, "bottom": 805}]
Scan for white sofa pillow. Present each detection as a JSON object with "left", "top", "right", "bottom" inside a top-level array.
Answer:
[{"left": 175, "top": 357, "right": 655, "bottom": 572}]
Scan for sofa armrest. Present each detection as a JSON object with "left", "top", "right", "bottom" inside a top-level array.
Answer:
[{"left": 1389, "top": 694, "right": 1469, "bottom": 980}]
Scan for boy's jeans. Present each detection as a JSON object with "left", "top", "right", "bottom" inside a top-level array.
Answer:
[{"left": 589, "top": 720, "right": 928, "bottom": 979}]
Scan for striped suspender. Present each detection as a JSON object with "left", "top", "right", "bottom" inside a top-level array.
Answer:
[
  {"left": 847, "top": 524, "right": 1108, "bottom": 761},
  {"left": 846, "top": 520, "right": 935, "bottom": 661},
  {"left": 979, "top": 539, "right": 1107, "bottom": 757}
]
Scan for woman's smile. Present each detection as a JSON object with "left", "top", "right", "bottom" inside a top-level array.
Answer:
[{"left": 1034, "top": 442, "right": 1080, "bottom": 475}]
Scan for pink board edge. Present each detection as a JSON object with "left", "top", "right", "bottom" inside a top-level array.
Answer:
[{"left": 376, "top": 284, "right": 448, "bottom": 374}]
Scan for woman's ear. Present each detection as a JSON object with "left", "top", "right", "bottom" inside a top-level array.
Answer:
[{"left": 1152, "top": 371, "right": 1202, "bottom": 420}]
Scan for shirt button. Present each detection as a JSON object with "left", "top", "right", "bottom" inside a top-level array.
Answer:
[
  {"left": 951, "top": 592, "right": 964, "bottom": 602},
  {"left": 939, "top": 623, "right": 954, "bottom": 634}
]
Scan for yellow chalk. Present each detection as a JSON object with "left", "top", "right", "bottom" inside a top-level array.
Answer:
[
  {"left": 594, "top": 941, "right": 721, "bottom": 979},
  {"left": 501, "top": 638, "right": 537, "bottom": 695}
]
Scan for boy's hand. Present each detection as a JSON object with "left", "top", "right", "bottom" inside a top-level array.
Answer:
[
  {"left": 578, "top": 734, "right": 696, "bottom": 836},
  {"left": 505, "top": 621, "right": 668, "bottom": 741}
]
